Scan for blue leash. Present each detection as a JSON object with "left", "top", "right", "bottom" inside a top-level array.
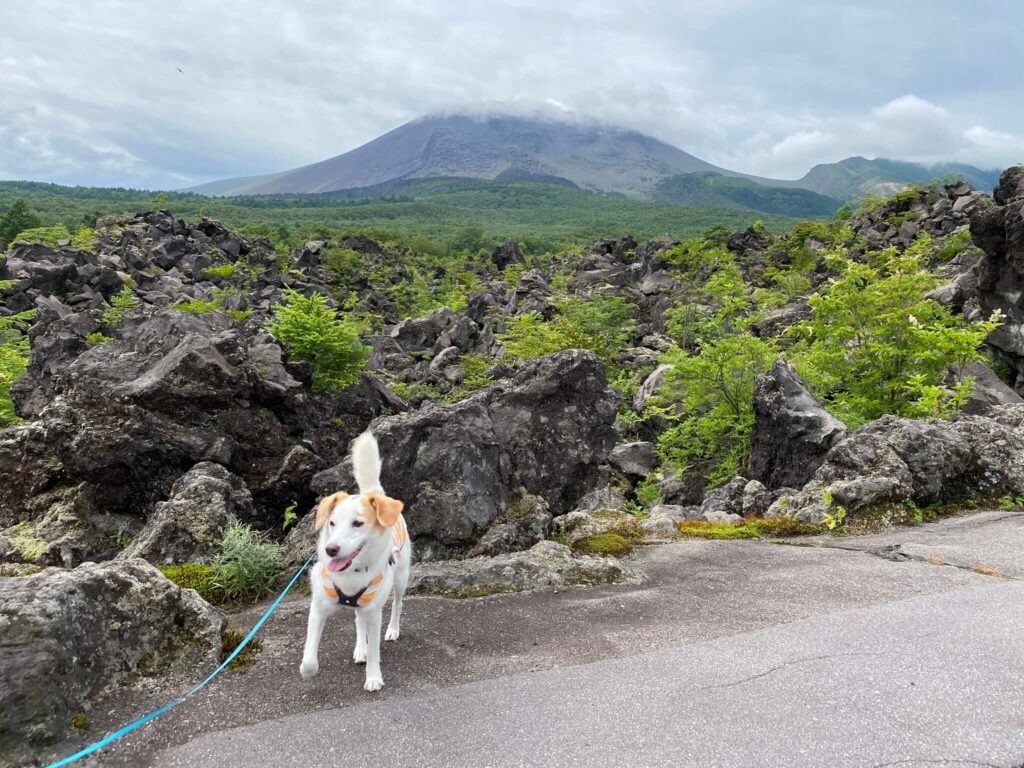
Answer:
[{"left": 44, "top": 553, "right": 317, "bottom": 768}]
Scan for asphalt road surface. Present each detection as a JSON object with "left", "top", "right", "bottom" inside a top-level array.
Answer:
[{"left": 66, "top": 511, "right": 1024, "bottom": 768}]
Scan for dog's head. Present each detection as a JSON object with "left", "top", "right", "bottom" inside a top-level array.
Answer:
[{"left": 315, "top": 491, "right": 403, "bottom": 573}]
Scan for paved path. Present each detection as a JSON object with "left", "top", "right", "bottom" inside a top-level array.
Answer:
[{"left": 67, "top": 511, "right": 1024, "bottom": 768}]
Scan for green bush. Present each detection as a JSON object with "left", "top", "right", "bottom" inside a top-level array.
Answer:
[
  {"left": 172, "top": 297, "right": 222, "bottom": 314},
  {"left": 85, "top": 332, "right": 113, "bottom": 347},
  {"left": 499, "top": 293, "right": 634, "bottom": 363},
  {"left": 268, "top": 289, "right": 369, "bottom": 391},
  {"left": 210, "top": 522, "right": 283, "bottom": 603},
  {"left": 0, "top": 309, "right": 35, "bottom": 427},
  {"left": 790, "top": 238, "right": 1000, "bottom": 426},
  {"left": 101, "top": 286, "right": 139, "bottom": 329},
  {"left": 0, "top": 200, "right": 43, "bottom": 242},
  {"left": 655, "top": 334, "right": 777, "bottom": 487},
  {"left": 12, "top": 225, "right": 71, "bottom": 247}
]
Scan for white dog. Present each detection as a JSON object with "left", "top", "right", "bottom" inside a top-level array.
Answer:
[{"left": 299, "top": 431, "right": 410, "bottom": 691}]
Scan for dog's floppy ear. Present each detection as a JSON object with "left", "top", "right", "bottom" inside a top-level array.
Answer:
[
  {"left": 315, "top": 492, "right": 348, "bottom": 530},
  {"left": 366, "top": 493, "right": 403, "bottom": 528}
]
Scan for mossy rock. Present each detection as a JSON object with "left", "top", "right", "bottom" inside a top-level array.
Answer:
[
  {"left": 159, "top": 563, "right": 222, "bottom": 604},
  {"left": 220, "top": 626, "right": 262, "bottom": 673},
  {"left": 572, "top": 532, "right": 634, "bottom": 556}
]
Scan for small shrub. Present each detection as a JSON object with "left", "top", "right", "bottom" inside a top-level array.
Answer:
[
  {"left": 101, "top": 287, "right": 140, "bottom": 328},
  {"left": 224, "top": 308, "right": 253, "bottom": 321},
  {"left": 634, "top": 476, "right": 661, "bottom": 508},
  {"left": 12, "top": 225, "right": 71, "bottom": 247},
  {"left": 172, "top": 297, "right": 222, "bottom": 314},
  {"left": 282, "top": 501, "right": 298, "bottom": 531},
  {"left": 211, "top": 522, "right": 283, "bottom": 603},
  {"left": 0, "top": 308, "right": 36, "bottom": 427},
  {"left": 268, "top": 290, "right": 369, "bottom": 391},
  {"left": 70, "top": 226, "right": 97, "bottom": 251},
  {"left": 86, "top": 332, "right": 113, "bottom": 347},
  {"left": 203, "top": 263, "right": 240, "bottom": 279}
]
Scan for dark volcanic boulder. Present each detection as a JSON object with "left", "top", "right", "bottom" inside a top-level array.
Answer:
[
  {"left": 967, "top": 165, "right": 1024, "bottom": 391},
  {"left": 750, "top": 359, "right": 848, "bottom": 489},
  {"left": 959, "top": 361, "right": 1024, "bottom": 415},
  {"left": 769, "top": 405, "right": 1024, "bottom": 523},
  {"left": 120, "top": 462, "right": 254, "bottom": 564},
  {"left": 0, "top": 307, "right": 388, "bottom": 565},
  {"left": 490, "top": 240, "right": 524, "bottom": 270},
  {"left": 0, "top": 559, "right": 224, "bottom": 761},
  {"left": 291, "top": 350, "right": 619, "bottom": 560}
]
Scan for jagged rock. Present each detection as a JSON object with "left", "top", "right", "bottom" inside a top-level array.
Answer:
[
  {"left": 741, "top": 479, "right": 772, "bottom": 517},
  {"left": 0, "top": 559, "right": 224, "bottom": 760},
  {"left": 958, "top": 361, "right": 1024, "bottom": 415},
  {"left": 650, "top": 504, "right": 702, "bottom": 521},
  {"left": 749, "top": 359, "right": 848, "bottom": 489},
  {"left": 120, "top": 463, "right": 253, "bottom": 564},
  {"left": 608, "top": 441, "right": 657, "bottom": 479},
  {"left": 700, "top": 476, "right": 748, "bottom": 516},
  {"left": 297, "top": 350, "right": 618, "bottom": 560},
  {"left": 633, "top": 363, "right": 673, "bottom": 412},
  {"left": 768, "top": 405, "right": 1024, "bottom": 523},
  {"left": 639, "top": 513, "right": 677, "bottom": 537},
  {"left": 490, "top": 240, "right": 524, "bottom": 270},
  {"left": 967, "top": 166, "right": 1024, "bottom": 390},
  {"left": 408, "top": 541, "right": 631, "bottom": 597},
  {"left": 467, "top": 494, "right": 552, "bottom": 557},
  {"left": 702, "top": 510, "right": 742, "bottom": 525}
]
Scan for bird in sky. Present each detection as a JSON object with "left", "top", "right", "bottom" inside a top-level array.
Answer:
[{"left": 176, "top": 67, "right": 183, "bottom": 73}]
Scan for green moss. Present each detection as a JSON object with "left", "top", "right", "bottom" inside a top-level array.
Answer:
[
  {"left": 70, "top": 711, "right": 87, "bottom": 730},
  {"left": 137, "top": 650, "right": 161, "bottom": 677},
  {"left": 677, "top": 517, "right": 820, "bottom": 540},
  {"left": 9, "top": 522, "right": 48, "bottom": 563},
  {"left": 221, "top": 626, "right": 263, "bottom": 673},
  {"left": 407, "top": 583, "right": 520, "bottom": 599},
  {"left": 159, "top": 563, "right": 221, "bottom": 603},
  {"left": 572, "top": 532, "right": 634, "bottom": 556}
]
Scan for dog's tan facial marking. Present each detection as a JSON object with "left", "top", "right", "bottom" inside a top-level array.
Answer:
[
  {"left": 315, "top": 492, "right": 349, "bottom": 529},
  {"left": 363, "top": 493, "right": 404, "bottom": 528}
]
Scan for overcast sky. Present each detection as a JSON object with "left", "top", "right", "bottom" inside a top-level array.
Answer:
[{"left": 3, "top": 0, "right": 1021, "bottom": 190}]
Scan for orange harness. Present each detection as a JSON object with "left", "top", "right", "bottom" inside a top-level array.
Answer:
[{"left": 321, "top": 514, "right": 408, "bottom": 608}]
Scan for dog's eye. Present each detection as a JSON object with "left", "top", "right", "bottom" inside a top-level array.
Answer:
[
  {"left": 352, "top": 520, "right": 364, "bottom": 528},
  {"left": 328, "top": 520, "right": 335, "bottom": 527}
]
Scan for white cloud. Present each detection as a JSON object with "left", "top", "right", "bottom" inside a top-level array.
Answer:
[{"left": 1, "top": 1, "right": 1021, "bottom": 188}]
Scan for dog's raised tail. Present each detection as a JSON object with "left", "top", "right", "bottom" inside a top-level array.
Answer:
[{"left": 352, "top": 431, "right": 384, "bottom": 495}]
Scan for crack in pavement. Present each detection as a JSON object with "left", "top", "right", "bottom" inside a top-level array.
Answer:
[
  {"left": 697, "top": 649, "right": 894, "bottom": 690},
  {"left": 798, "top": 540, "right": 1020, "bottom": 581}
]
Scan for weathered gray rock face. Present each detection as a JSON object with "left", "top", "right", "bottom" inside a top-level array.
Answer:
[
  {"left": 958, "top": 361, "right": 1024, "bottom": 415},
  {"left": 120, "top": 463, "right": 253, "bottom": 564},
  {"left": 467, "top": 494, "right": 552, "bottom": 558},
  {"left": 608, "top": 441, "right": 657, "bottom": 479},
  {"left": 297, "top": 350, "right": 619, "bottom": 560},
  {"left": 0, "top": 307, "right": 389, "bottom": 566},
  {"left": 0, "top": 559, "right": 224, "bottom": 761},
  {"left": 749, "top": 359, "right": 848, "bottom": 489},
  {"left": 768, "top": 405, "right": 1024, "bottom": 523},
  {"left": 408, "top": 541, "right": 631, "bottom": 596},
  {"left": 700, "top": 476, "right": 748, "bottom": 516},
  {"left": 967, "top": 166, "right": 1024, "bottom": 391}
]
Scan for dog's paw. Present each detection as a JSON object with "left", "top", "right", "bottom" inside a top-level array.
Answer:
[
  {"left": 353, "top": 645, "right": 367, "bottom": 664},
  {"left": 384, "top": 626, "right": 400, "bottom": 642},
  {"left": 363, "top": 674, "right": 384, "bottom": 692},
  {"left": 299, "top": 659, "right": 319, "bottom": 679}
]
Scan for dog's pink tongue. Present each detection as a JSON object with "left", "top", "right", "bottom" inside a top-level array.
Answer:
[{"left": 327, "top": 552, "right": 355, "bottom": 572}]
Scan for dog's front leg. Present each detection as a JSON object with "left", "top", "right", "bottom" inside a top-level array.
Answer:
[
  {"left": 353, "top": 609, "right": 367, "bottom": 664},
  {"left": 299, "top": 600, "right": 327, "bottom": 679},
  {"left": 361, "top": 606, "right": 384, "bottom": 691}
]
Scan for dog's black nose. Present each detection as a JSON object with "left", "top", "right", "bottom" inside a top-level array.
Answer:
[{"left": 325, "top": 544, "right": 340, "bottom": 557}]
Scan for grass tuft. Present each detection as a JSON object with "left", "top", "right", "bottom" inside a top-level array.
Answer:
[{"left": 677, "top": 516, "right": 821, "bottom": 540}]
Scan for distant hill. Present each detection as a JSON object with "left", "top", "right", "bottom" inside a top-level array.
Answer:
[
  {"left": 653, "top": 172, "right": 840, "bottom": 217},
  {"left": 791, "top": 157, "right": 1002, "bottom": 201},
  {"left": 189, "top": 112, "right": 1001, "bottom": 208},
  {"left": 188, "top": 113, "right": 754, "bottom": 198}
]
